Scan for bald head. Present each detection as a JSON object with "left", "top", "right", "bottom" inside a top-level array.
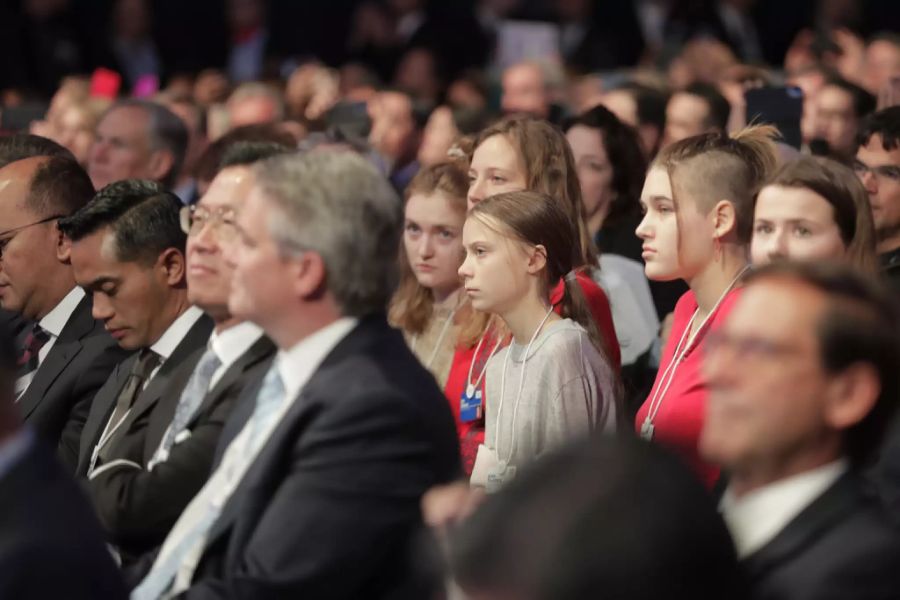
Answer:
[{"left": 0, "top": 155, "right": 94, "bottom": 221}]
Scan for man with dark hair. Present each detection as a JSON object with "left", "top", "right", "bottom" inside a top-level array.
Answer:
[
  {"left": 0, "top": 155, "right": 127, "bottom": 472},
  {"left": 0, "top": 325, "right": 128, "bottom": 599},
  {"left": 86, "top": 144, "right": 287, "bottom": 565},
  {"left": 813, "top": 77, "right": 877, "bottom": 160},
  {"left": 61, "top": 180, "right": 213, "bottom": 479},
  {"left": 601, "top": 82, "right": 668, "bottom": 159},
  {"left": 450, "top": 437, "right": 742, "bottom": 600},
  {"left": 699, "top": 262, "right": 900, "bottom": 599},
  {"left": 664, "top": 82, "right": 730, "bottom": 147},
  {"left": 0, "top": 133, "right": 75, "bottom": 167},
  {"left": 88, "top": 100, "right": 189, "bottom": 191},
  {"left": 855, "top": 106, "right": 900, "bottom": 291}
]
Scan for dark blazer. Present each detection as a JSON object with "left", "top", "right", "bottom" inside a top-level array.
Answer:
[
  {"left": 76, "top": 313, "right": 214, "bottom": 477},
  {"left": 155, "top": 316, "right": 460, "bottom": 599},
  {"left": 743, "top": 472, "right": 900, "bottom": 600},
  {"left": 88, "top": 335, "right": 276, "bottom": 561},
  {"left": 0, "top": 437, "right": 127, "bottom": 599},
  {"left": 18, "top": 296, "right": 129, "bottom": 473}
]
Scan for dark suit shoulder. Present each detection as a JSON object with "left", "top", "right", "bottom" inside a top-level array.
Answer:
[{"left": 0, "top": 441, "right": 127, "bottom": 599}]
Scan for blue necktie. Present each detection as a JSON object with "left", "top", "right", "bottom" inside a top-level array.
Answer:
[
  {"left": 153, "top": 348, "right": 222, "bottom": 464},
  {"left": 132, "top": 367, "right": 286, "bottom": 600}
]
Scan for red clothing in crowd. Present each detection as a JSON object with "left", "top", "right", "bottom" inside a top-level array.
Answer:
[
  {"left": 445, "top": 272, "right": 620, "bottom": 474},
  {"left": 634, "top": 288, "right": 743, "bottom": 489}
]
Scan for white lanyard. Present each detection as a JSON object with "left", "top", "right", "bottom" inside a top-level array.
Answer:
[
  {"left": 494, "top": 307, "right": 555, "bottom": 463},
  {"left": 411, "top": 304, "right": 460, "bottom": 369},
  {"left": 465, "top": 318, "right": 504, "bottom": 396},
  {"left": 89, "top": 406, "right": 133, "bottom": 475},
  {"left": 640, "top": 266, "right": 750, "bottom": 440}
]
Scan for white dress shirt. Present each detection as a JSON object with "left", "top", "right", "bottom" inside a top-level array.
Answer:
[
  {"left": 720, "top": 459, "right": 849, "bottom": 558},
  {"left": 147, "top": 317, "right": 358, "bottom": 597},
  {"left": 145, "top": 305, "right": 206, "bottom": 387},
  {"left": 15, "top": 286, "right": 85, "bottom": 397},
  {"left": 207, "top": 321, "right": 265, "bottom": 389}
]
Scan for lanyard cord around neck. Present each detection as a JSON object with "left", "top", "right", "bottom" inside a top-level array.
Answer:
[
  {"left": 411, "top": 303, "right": 461, "bottom": 369},
  {"left": 641, "top": 265, "right": 750, "bottom": 431},
  {"left": 466, "top": 317, "right": 505, "bottom": 394},
  {"left": 495, "top": 306, "right": 555, "bottom": 464}
]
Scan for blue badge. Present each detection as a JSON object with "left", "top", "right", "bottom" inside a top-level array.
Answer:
[{"left": 460, "top": 384, "right": 483, "bottom": 423}]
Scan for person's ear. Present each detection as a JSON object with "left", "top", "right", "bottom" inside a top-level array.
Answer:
[
  {"left": 526, "top": 243, "right": 548, "bottom": 275},
  {"left": 292, "top": 251, "right": 328, "bottom": 300},
  {"left": 147, "top": 149, "right": 175, "bottom": 184},
  {"left": 712, "top": 199, "right": 738, "bottom": 240},
  {"left": 55, "top": 225, "right": 72, "bottom": 264},
  {"left": 158, "top": 247, "right": 186, "bottom": 287},
  {"left": 823, "top": 362, "right": 880, "bottom": 431}
]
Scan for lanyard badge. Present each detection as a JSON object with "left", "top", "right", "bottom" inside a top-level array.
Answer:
[{"left": 459, "top": 384, "right": 483, "bottom": 423}]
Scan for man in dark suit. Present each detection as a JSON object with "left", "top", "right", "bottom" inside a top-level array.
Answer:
[
  {"left": 0, "top": 314, "right": 127, "bottom": 599},
  {"left": 131, "top": 150, "right": 460, "bottom": 599},
  {"left": 0, "top": 155, "right": 128, "bottom": 473},
  {"left": 699, "top": 262, "right": 900, "bottom": 600},
  {"left": 86, "top": 144, "right": 289, "bottom": 563},
  {"left": 59, "top": 180, "right": 214, "bottom": 479}
]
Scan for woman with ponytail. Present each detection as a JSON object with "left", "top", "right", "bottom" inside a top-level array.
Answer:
[
  {"left": 635, "top": 125, "right": 779, "bottom": 488},
  {"left": 460, "top": 190, "right": 619, "bottom": 491}
]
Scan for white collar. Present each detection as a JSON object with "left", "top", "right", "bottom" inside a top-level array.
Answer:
[
  {"left": 721, "top": 459, "right": 849, "bottom": 558},
  {"left": 38, "top": 286, "right": 85, "bottom": 338},
  {"left": 150, "top": 305, "right": 206, "bottom": 361},
  {"left": 209, "top": 321, "right": 265, "bottom": 370},
  {"left": 276, "top": 317, "right": 358, "bottom": 401}
]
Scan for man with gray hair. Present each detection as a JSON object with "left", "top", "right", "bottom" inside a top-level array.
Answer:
[
  {"left": 131, "top": 151, "right": 461, "bottom": 599},
  {"left": 88, "top": 100, "right": 188, "bottom": 191}
]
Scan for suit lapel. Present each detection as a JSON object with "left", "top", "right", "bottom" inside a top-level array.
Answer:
[
  {"left": 118, "top": 315, "right": 214, "bottom": 432},
  {"left": 17, "top": 298, "right": 94, "bottom": 419},
  {"left": 77, "top": 357, "right": 132, "bottom": 471},
  {"left": 202, "top": 318, "right": 384, "bottom": 549},
  {"left": 742, "top": 473, "right": 861, "bottom": 581},
  {"left": 186, "top": 337, "right": 275, "bottom": 430}
]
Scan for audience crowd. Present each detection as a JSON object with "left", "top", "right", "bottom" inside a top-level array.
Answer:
[{"left": 0, "top": 1, "right": 899, "bottom": 599}]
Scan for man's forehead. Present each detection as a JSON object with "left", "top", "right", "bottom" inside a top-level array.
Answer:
[
  {"left": 200, "top": 166, "right": 254, "bottom": 207},
  {"left": 858, "top": 135, "right": 900, "bottom": 164},
  {"left": 731, "top": 279, "right": 824, "bottom": 336}
]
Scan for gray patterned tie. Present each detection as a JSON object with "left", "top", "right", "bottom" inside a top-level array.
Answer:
[{"left": 154, "top": 347, "right": 222, "bottom": 464}]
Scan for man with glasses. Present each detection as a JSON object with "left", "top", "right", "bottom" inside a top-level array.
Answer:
[
  {"left": 854, "top": 106, "right": 900, "bottom": 291},
  {"left": 62, "top": 180, "right": 213, "bottom": 483},
  {"left": 0, "top": 155, "right": 127, "bottom": 473},
  {"left": 85, "top": 143, "right": 285, "bottom": 565},
  {"left": 699, "top": 262, "right": 900, "bottom": 600}
]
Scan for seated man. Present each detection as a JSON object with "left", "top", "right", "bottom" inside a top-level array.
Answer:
[
  {"left": 699, "top": 261, "right": 900, "bottom": 599},
  {"left": 0, "top": 326, "right": 126, "bottom": 599},
  {"left": 132, "top": 151, "right": 461, "bottom": 599},
  {"left": 86, "top": 143, "right": 287, "bottom": 562},
  {"left": 61, "top": 181, "right": 214, "bottom": 479}
]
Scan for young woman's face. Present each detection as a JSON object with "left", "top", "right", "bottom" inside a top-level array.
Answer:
[
  {"left": 459, "top": 216, "right": 533, "bottom": 315},
  {"left": 404, "top": 191, "right": 466, "bottom": 297},
  {"left": 751, "top": 185, "right": 846, "bottom": 265},
  {"left": 566, "top": 124, "right": 614, "bottom": 224},
  {"left": 467, "top": 134, "right": 528, "bottom": 210},
  {"left": 636, "top": 165, "right": 717, "bottom": 282}
]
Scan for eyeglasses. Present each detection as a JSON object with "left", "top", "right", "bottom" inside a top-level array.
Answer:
[
  {"left": 853, "top": 160, "right": 900, "bottom": 183},
  {"left": 179, "top": 205, "right": 238, "bottom": 240},
  {"left": 0, "top": 214, "right": 64, "bottom": 259}
]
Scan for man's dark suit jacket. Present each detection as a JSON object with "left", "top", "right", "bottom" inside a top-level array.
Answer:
[
  {"left": 743, "top": 472, "right": 900, "bottom": 600},
  {"left": 18, "top": 295, "right": 129, "bottom": 473},
  {"left": 158, "top": 315, "right": 461, "bottom": 599},
  {"left": 0, "top": 437, "right": 127, "bottom": 599},
  {"left": 75, "top": 314, "right": 214, "bottom": 477},
  {"left": 88, "top": 335, "right": 276, "bottom": 562}
]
